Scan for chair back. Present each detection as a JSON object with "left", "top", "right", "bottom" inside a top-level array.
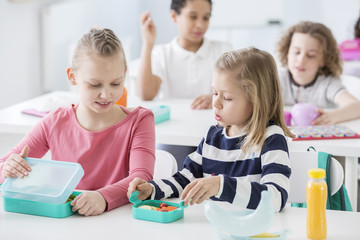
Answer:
[
  {"left": 288, "top": 151, "right": 344, "bottom": 203},
  {"left": 116, "top": 87, "right": 127, "bottom": 106},
  {"left": 153, "top": 150, "right": 178, "bottom": 179}
]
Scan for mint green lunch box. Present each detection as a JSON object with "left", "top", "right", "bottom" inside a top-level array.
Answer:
[
  {"left": 151, "top": 105, "right": 170, "bottom": 124},
  {"left": 2, "top": 191, "right": 81, "bottom": 218},
  {"left": 129, "top": 191, "right": 187, "bottom": 223},
  {"left": 1, "top": 157, "right": 84, "bottom": 218}
]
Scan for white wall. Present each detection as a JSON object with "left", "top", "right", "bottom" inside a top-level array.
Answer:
[
  {"left": 1, "top": 0, "right": 359, "bottom": 109},
  {"left": 41, "top": 0, "right": 142, "bottom": 92},
  {"left": 0, "top": 0, "right": 52, "bottom": 109}
]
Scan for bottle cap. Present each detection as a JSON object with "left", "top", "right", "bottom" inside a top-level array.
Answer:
[{"left": 308, "top": 168, "right": 325, "bottom": 179}]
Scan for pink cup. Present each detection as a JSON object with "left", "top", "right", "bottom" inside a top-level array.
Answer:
[
  {"left": 284, "top": 111, "right": 292, "bottom": 126},
  {"left": 291, "top": 103, "right": 319, "bottom": 126}
]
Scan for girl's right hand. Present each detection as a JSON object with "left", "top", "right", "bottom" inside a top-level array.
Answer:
[
  {"left": 1, "top": 145, "right": 31, "bottom": 179},
  {"left": 139, "top": 11, "right": 157, "bottom": 48},
  {"left": 127, "top": 177, "right": 153, "bottom": 200}
]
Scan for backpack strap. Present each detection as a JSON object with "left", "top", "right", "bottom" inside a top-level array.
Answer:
[
  {"left": 318, "top": 152, "right": 333, "bottom": 209},
  {"left": 339, "top": 186, "right": 346, "bottom": 211}
]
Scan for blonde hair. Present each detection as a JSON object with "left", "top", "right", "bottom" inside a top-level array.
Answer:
[
  {"left": 71, "top": 27, "right": 127, "bottom": 71},
  {"left": 277, "top": 21, "right": 342, "bottom": 78},
  {"left": 215, "top": 48, "right": 294, "bottom": 151}
]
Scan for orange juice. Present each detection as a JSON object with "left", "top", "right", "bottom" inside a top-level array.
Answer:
[{"left": 306, "top": 168, "right": 327, "bottom": 239}]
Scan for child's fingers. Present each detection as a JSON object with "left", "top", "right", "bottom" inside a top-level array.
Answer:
[
  {"left": 191, "top": 97, "right": 202, "bottom": 109},
  {"left": 77, "top": 202, "right": 91, "bottom": 216},
  {"left": 72, "top": 194, "right": 86, "bottom": 212},
  {"left": 84, "top": 207, "right": 97, "bottom": 217},
  {"left": 197, "top": 191, "right": 212, "bottom": 204},
  {"left": 181, "top": 181, "right": 198, "bottom": 205},
  {"left": 2, "top": 169, "right": 15, "bottom": 178},
  {"left": 139, "top": 11, "right": 151, "bottom": 24},
  {"left": 11, "top": 153, "right": 32, "bottom": 172},
  {"left": 312, "top": 114, "right": 327, "bottom": 125},
  {"left": 315, "top": 108, "right": 324, "bottom": 114},
  {"left": 181, "top": 180, "right": 197, "bottom": 199},
  {"left": 136, "top": 182, "right": 150, "bottom": 191},
  {"left": 70, "top": 194, "right": 81, "bottom": 206},
  {"left": 188, "top": 187, "right": 207, "bottom": 205},
  {"left": 20, "top": 145, "right": 30, "bottom": 158},
  {"left": 6, "top": 163, "right": 28, "bottom": 178},
  {"left": 127, "top": 177, "right": 146, "bottom": 198},
  {"left": 4, "top": 157, "right": 30, "bottom": 178}
]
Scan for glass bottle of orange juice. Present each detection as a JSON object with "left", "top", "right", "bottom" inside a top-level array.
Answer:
[{"left": 306, "top": 168, "right": 327, "bottom": 239}]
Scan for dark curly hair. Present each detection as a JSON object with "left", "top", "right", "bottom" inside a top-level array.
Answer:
[
  {"left": 355, "top": 15, "right": 360, "bottom": 38},
  {"left": 171, "top": 0, "right": 212, "bottom": 14},
  {"left": 276, "top": 21, "right": 342, "bottom": 78}
]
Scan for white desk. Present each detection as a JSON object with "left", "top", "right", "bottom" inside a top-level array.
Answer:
[
  {"left": 1, "top": 197, "right": 360, "bottom": 240},
  {"left": 0, "top": 91, "right": 213, "bottom": 146},
  {"left": 0, "top": 91, "right": 359, "bottom": 210}
]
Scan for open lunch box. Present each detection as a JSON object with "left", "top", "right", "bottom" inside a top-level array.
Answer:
[
  {"left": 1, "top": 157, "right": 84, "bottom": 218},
  {"left": 129, "top": 191, "right": 187, "bottom": 223}
]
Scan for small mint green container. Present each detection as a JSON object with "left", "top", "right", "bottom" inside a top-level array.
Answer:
[
  {"left": 129, "top": 191, "right": 187, "bottom": 223},
  {"left": 2, "top": 191, "right": 81, "bottom": 218},
  {"left": 151, "top": 105, "right": 170, "bottom": 124}
]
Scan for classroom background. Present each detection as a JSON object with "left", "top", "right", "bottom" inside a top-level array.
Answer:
[
  {"left": 1, "top": 0, "right": 360, "bottom": 211},
  {"left": 0, "top": 0, "right": 359, "bottom": 109}
]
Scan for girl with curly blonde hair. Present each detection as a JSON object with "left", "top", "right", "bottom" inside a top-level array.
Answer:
[{"left": 277, "top": 21, "right": 360, "bottom": 125}]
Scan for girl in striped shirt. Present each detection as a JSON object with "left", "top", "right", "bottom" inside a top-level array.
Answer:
[{"left": 128, "top": 48, "right": 294, "bottom": 212}]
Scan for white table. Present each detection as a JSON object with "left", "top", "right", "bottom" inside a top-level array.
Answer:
[
  {"left": 1, "top": 196, "right": 360, "bottom": 240},
  {"left": 0, "top": 91, "right": 359, "bottom": 210}
]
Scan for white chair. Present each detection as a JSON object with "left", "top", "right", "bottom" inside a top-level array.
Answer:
[
  {"left": 288, "top": 151, "right": 344, "bottom": 203},
  {"left": 153, "top": 150, "right": 178, "bottom": 179}
]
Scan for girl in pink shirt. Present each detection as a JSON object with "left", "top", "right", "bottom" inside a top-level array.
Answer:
[{"left": 0, "top": 28, "right": 156, "bottom": 216}]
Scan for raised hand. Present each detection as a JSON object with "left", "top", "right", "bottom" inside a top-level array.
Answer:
[{"left": 139, "top": 11, "right": 157, "bottom": 48}]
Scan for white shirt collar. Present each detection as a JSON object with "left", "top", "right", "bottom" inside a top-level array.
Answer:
[{"left": 171, "top": 37, "right": 210, "bottom": 59}]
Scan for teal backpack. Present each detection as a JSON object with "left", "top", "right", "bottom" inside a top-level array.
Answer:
[{"left": 292, "top": 151, "right": 353, "bottom": 211}]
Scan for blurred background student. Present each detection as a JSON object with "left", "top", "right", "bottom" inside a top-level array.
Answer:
[
  {"left": 276, "top": 21, "right": 360, "bottom": 125},
  {"left": 136, "top": 0, "right": 232, "bottom": 110},
  {"left": 136, "top": 0, "right": 232, "bottom": 168}
]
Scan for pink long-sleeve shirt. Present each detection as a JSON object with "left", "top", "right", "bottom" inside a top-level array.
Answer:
[{"left": 0, "top": 105, "right": 156, "bottom": 211}]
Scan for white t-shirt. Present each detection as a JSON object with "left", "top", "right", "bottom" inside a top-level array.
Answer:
[
  {"left": 151, "top": 37, "right": 233, "bottom": 99},
  {"left": 279, "top": 68, "right": 346, "bottom": 108}
]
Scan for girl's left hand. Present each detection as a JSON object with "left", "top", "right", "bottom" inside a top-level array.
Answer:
[
  {"left": 311, "top": 108, "right": 338, "bottom": 125},
  {"left": 181, "top": 176, "right": 220, "bottom": 206},
  {"left": 71, "top": 191, "right": 107, "bottom": 216}
]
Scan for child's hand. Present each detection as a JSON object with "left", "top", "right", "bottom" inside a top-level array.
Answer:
[
  {"left": 181, "top": 176, "right": 220, "bottom": 206},
  {"left": 139, "top": 11, "right": 156, "bottom": 47},
  {"left": 127, "top": 177, "right": 153, "bottom": 200},
  {"left": 71, "top": 191, "right": 107, "bottom": 216},
  {"left": 1, "top": 145, "right": 31, "bottom": 179},
  {"left": 311, "top": 108, "right": 338, "bottom": 125},
  {"left": 191, "top": 94, "right": 212, "bottom": 110}
]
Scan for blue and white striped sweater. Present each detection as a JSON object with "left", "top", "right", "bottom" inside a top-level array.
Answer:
[{"left": 149, "top": 123, "right": 291, "bottom": 212}]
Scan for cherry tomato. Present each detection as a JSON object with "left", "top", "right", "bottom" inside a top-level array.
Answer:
[{"left": 159, "top": 203, "right": 168, "bottom": 208}]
